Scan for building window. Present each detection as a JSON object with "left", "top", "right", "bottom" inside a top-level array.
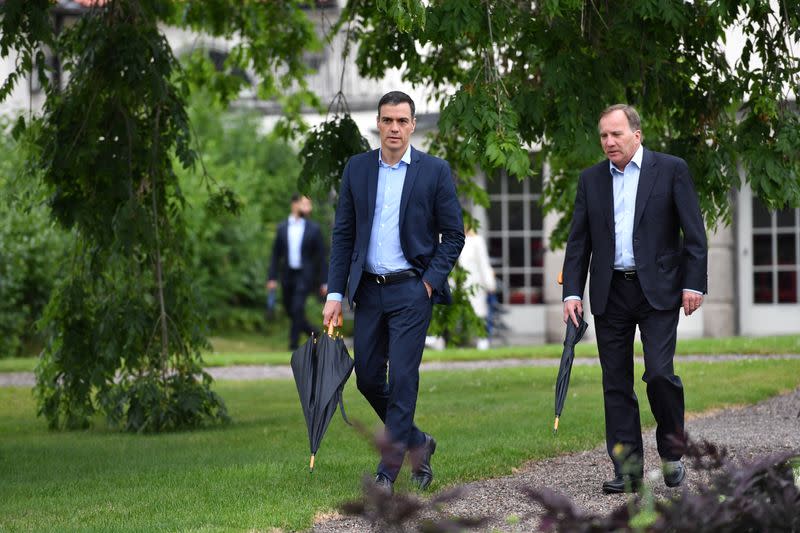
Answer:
[
  {"left": 486, "top": 158, "right": 544, "bottom": 305},
  {"left": 751, "top": 197, "right": 799, "bottom": 304}
]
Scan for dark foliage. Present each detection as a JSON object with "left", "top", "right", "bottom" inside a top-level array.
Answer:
[
  {"left": 526, "top": 434, "right": 800, "bottom": 533},
  {"left": 341, "top": 477, "right": 487, "bottom": 533}
]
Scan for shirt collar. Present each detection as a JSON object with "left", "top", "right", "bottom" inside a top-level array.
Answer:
[
  {"left": 288, "top": 215, "right": 305, "bottom": 225},
  {"left": 610, "top": 144, "right": 644, "bottom": 174},
  {"left": 378, "top": 145, "right": 413, "bottom": 168}
]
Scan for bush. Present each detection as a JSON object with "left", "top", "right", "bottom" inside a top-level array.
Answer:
[
  {"left": 0, "top": 119, "right": 70, "bottom": 358},
  {"left": 178, "top": 92, "right": 328, "bottom": 334}
]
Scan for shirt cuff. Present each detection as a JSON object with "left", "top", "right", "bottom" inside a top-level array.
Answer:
[
  {"left": 683, "top": 288, "right": 704, "bottom": 295},
  {"left": 327, "top": 293, "right": 343, "bottom": 302},
  {"left": 564, "top": 295, "right": 581, "bottom": 302}
]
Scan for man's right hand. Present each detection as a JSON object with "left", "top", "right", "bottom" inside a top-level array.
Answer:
[
  {"left": 322, "top": 299, "right": 343, "bottom": 328},
  {"left": 267, "top": 280, "right": 277, "bottom": 290},
  {"left": 563, "top": 299, "right": 583, "bottom": 327}
]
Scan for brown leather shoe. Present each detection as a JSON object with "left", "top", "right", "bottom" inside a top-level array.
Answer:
[{"left": 410, "top": 433, "right": 436, "bottom": 490}]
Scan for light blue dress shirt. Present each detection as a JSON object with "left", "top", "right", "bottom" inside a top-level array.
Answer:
[
  {"left": 327, "top": 145, "right": 414, "bottom": 303},
  {"left": 564, "top": 144, "right": 701, "bottom": 301},
  {"left": 611, "top": 144, "right": 643, "bottom": 270},
  {"left": 365, "top": 146, "right": 414, "bottom": 274},
  {"left": 287, "top": 215, "right": 305, "bottom": 270}
]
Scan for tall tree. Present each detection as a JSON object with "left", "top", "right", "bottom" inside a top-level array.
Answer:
[
  {"left": 0, "top": 0, "right": 322, "bottom": 430},
  {"left": 333, "top": 0, "right": 800, "bottom": 246}
]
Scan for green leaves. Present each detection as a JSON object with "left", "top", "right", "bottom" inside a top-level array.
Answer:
[
  {"left": 298, "top": 113, "right": 371, "bottom": 198},
  {"left": 344, "top": 0, "right": 800, "bottom": 249}
]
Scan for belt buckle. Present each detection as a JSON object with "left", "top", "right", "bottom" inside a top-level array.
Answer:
[
  {"left": 624, "top": 271, "right": 636, "bottom": 281},
  {"left": 376, "top": 274, "right": 386, "bottom": 285}
]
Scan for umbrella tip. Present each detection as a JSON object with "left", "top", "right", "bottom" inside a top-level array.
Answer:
[
  {"left": 553, "top": 417, "right": 559, "bottom": 434},
  {"left": 309, "top": 454, "right": 315, "bottom": 473}
]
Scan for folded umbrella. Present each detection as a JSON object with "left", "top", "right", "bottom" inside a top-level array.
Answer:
[
  {"left": 291, "top": 315, "right": 354, "bottom": 472},
  {"left": 553, "top": 314, "right": 588, "bottom": 434},
  {"left": 265, "top": 287, "right": 277, "bottom": 320}
]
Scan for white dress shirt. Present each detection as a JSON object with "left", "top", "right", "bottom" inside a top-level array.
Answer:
[{"left": 287, "top": 215, "right": 305, "bottom": 270}]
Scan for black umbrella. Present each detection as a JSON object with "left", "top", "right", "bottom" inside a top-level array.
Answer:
[
  {"left": 553, "top": 314, "right": 588, "bottom": 434},
  {"left": 265, "top": 287, "right": 277, "bottom": 320},
  {"left": 291, "top": 315, "right": 354, "bottom": 472}
]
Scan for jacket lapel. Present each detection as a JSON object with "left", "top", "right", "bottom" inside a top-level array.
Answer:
[
  {"left": 633, "top": 148, "right": 657, "bottom": 233},
  {"left": 365, "top": 149, "right": 380, "bottom": 236},
  {"left": 602, "top": 169, "right": 614, "bottom": 235},
  {"left": 398, "top": 146, "right": 421, "bottom": 232}
]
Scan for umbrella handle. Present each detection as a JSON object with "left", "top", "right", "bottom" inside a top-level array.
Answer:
[{"left": 326, "top": 314, "right": 344, "bottom": 337}]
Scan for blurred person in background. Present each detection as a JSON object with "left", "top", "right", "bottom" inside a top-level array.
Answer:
[{"left": 267, "top": 194, "right": 328, "bottom": 350}]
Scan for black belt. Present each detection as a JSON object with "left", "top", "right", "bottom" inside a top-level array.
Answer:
[
  {"left": 614, "top": 270, "right": 638, "bottom": 281},
  {"left": 362, "top": 269, "right": 418, "bottom": 285}
]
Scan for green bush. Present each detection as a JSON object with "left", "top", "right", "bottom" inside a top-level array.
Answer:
[
  {"left": 0, "top": 119, "right": 70, "bottom": 358},
  {"left": 179, "top": 92, "right": 329, "bottom": 334}
]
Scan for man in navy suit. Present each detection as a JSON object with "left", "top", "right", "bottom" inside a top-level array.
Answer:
[
  {"left": 562, "top": 105, "right": 707, "bottom": 494},
  {"left": 267, "top": 194, "right": 327, "bottom": 350},
  {"left": 322, "top": 91, "right": 465, "bottom": 493}
]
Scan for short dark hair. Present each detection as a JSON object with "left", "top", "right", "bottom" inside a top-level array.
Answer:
[
  {"left": 378, "top": 91, "right": 415, "bottom": 118},
  {"left": 290, "top": 193, "right": 302, "bottom": 203},
  {"left": 599, "top": 104, "right": 641, "bottom": 132}
]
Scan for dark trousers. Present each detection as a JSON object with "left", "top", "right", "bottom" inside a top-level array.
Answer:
[
  {"left": 353, "top": 274, "right": 433, "bottom": 481},
  {"left": 593, "top": 271, "right": 684, "bottom": 477},
  {"left": 282, "top": 269, "right": 314, "bottom": 349}
]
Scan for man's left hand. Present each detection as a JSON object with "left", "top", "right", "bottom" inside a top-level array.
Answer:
[
  {"left": 682, "top": 290, "right": 703, "bottom": 316},
  {"left": 423, "top": 281, "right": 432, "bottom": 298}
]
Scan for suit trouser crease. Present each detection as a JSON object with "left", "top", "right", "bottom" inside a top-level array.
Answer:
[
  {"left": 282, "top": 269, "right": 314, "bottom": 348},
  {"left": 594, "top": 274, "right": 684, "bottom": 476},
  {"left": 353, "top": 276, "right": 432, "bottom": 481}
]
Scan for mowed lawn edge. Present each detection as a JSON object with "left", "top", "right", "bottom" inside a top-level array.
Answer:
[
  {"left": 1, "top": 358, "right": 799, "bottom": 531},
  {"left": 2, "top": 334, "right": 799, "bottom": 372}
]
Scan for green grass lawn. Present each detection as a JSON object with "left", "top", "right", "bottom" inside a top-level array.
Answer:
[
  {"left": 1, "top": 358, "right": 799, "bottom": 531},
  {"left": 3, "top": 334, "right": 799, "bottom": 373}
]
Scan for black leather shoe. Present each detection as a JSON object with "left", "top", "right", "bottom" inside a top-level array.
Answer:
[
  {"left": 374, "top": 473, "right": 394, "bottom": 495},
  {"left": 663, "top": 460, "right": 686, "bottom": 488},
  {"left": 602, "top": 475, "right": 642, "bottom": 494},
  {"left": 410, "top": 433, "right": 437, "bottom": 490}
]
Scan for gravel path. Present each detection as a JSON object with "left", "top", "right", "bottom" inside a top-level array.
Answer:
[
  {"left": 312, "top": 387, "right": 800, "bottom": 532},
  {"left": 2, "top": 353, "right": 799, "bottom": 387}
]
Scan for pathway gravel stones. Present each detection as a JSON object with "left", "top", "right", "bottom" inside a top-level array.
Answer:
[{"left": 311, "top": 386, "right": 800, "bottom": 532}]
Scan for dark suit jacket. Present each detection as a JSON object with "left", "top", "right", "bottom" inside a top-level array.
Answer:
[
  {"left": 328, "top": 147, "right": 465, "bottom": 306},
  {"left": 562, "top": 148, "right": 708, "bottom": 315},
  {"left": 268, "top": 218, "right": 328, "bottom": 288}
]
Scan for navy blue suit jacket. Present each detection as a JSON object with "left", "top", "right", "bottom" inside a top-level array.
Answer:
[
  {"left": 268, "top": 219, "right": 328, "bottom": 288},
  {"left": 562, "top": 148, "right": 708, "bottom": 315},
  {"left": 328, "top": 147, "right": 465, "bottom": 306}
]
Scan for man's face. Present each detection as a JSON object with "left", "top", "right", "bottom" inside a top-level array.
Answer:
[
  {"left": 599, "top": 110, "right": 641, "bottom": 169},
  {"left": 292, "top": 196, "right": 312, "bottom": 217},
  {"left": 300, "top": 197, "right": 312, "bottom": 216},
  {"left": 377, "top": 103, "right": 416, "bottom": 156}
]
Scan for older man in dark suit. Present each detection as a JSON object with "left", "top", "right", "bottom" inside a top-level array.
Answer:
[
  {"left": 267, "top": 194, "right": 327, "bottom": 350},
  {"left": 562, "top": 104, "right": 707, "bottom": 494},
  {"left": 322, "top": 91, "right": 465, "bottom": 493}
]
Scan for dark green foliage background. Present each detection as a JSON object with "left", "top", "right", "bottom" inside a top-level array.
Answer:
[{"left": 0, "top": 121, "right": 69, "bottom": 358}]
